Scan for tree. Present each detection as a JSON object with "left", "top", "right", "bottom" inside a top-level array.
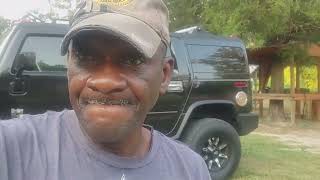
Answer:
[
  {"left": 165, "top": 0, "right": 203, "bottom": 31},
  {"left": 27, "top": 0, "right": 81, "bottom": 22},
  {"left": 200, "top": 0, "right": 320, "bottom": 47},
  {"left": 48, "top": 0, "right": 81, "bottom": 20}
]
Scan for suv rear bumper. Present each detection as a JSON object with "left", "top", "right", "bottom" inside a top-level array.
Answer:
[{"left": 236, "top": 113, "right": 259, "bottom": 136}]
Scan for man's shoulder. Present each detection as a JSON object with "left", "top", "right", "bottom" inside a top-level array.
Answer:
[
  {"left": 0, "top": 110, "right": 69, "bottom": 140},
  {"left": 155, "top": 131, "right": 211, "bottom": 179},
  {"left": 155, "top": 130, "right": 204, "bottom": 162},
  {"left": 1, "top": 110, "right": 67, "bottom": 125}
]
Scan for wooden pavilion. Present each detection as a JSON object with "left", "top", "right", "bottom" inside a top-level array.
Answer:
[{"left": 247, "top": 44, "right": 320, "bottom": 124}]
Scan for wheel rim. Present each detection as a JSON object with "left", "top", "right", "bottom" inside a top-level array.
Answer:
[{"left": 201, "top": 136, "right": 230, "bottom": 171}]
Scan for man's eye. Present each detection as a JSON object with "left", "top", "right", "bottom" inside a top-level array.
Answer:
[
  {"left": 73, "top": 53, "right": 100, "bottom": 67},
  {"left": 122, "top": 57, "right": 145, "bottom": 66}
]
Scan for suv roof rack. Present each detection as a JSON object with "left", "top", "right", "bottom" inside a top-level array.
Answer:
[{"left": 175, "top": 26, "right": 202, "bottom": 34}]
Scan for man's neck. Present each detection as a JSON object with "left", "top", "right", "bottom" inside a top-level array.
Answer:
[{"left": 97, "top": 127, "right": 152, "bottom": 158}]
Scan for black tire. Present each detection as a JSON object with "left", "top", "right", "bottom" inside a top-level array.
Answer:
[{"left": 181, "top": 118, "right": 241, "bottom": 180}]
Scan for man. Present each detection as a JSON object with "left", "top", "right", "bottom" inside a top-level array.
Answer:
[{"left": 0, "top": 0, "right": 211, "bottom": 179}]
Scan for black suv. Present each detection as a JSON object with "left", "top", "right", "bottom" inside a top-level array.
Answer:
[{"left": 0, "top": 23, "right": 258, "bottom": 180}]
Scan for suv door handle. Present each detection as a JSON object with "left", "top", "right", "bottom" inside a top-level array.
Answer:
[
  {"left": 9, "top": 78, "right": 28, "bottom": 96},
  {"left": 168, "top": 81, "right": 184, "bottom": 93}
]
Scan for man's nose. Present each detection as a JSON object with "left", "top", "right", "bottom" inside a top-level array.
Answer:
[{"left": 86, "top": 64, "right": 127, "bottom": 94}]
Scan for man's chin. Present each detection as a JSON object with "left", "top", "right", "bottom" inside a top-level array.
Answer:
[
  {"left": 77, "top": 104, "right": 141, "bottom": 143},
  {"left": 81, "top": 104, "right": 137, "bottom": 123}
]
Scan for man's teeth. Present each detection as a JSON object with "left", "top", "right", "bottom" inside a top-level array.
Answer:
[{"left": 87, "top": 99, "right": 129, "bottom": 106}]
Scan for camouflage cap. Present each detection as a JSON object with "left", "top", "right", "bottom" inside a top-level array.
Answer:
[{"left": 61, "top": 0, "right": 170, "bottom": 59}]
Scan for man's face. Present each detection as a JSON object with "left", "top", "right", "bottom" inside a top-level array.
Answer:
[{"left": 67, "top": 32, "right": 173, "bottom": 144}]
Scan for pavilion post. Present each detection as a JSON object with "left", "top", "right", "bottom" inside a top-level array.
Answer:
[
  {"left": 296, "top": 65, "right": 301, "bottom": 117},
  {"left": 258, "top": 64, "right": 264, "bottom": 117},
  {"left": 318, "top": 63, "right": 320, "bottom": 93},
  {"left": 290, "top": 57, "right": 296, "bottom": 125}
]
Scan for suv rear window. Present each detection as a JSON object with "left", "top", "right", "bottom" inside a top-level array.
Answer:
[{"left": 187, "top": 45, "right": 247, "bottom": 74}]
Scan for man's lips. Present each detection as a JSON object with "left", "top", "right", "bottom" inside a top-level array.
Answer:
[
  {"left": 86, "top": 99, "right": 130, "bottom": 106},
  {"left": 79, "top": 97, "right": 136, "bottom": 108}
]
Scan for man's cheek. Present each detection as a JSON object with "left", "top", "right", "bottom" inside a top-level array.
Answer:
[
  {"left": 68, "top": 79, "right": 81, "bottom": 105},
  {"left": 68, "top": 65, "right": 90, "bottom": 82},
  {"left": 140, "top": 78, "right": 161, "bottom": 110},
  {"left": 68, "top": 73, "right": 90, "bottom": 104}
]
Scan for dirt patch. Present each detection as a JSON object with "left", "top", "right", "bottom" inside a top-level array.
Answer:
[{"left": 254, "top": 122, "right": 320, "bottom": 154}]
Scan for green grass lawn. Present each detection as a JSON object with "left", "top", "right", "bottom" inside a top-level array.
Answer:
[{"left": 232, "top": 134, "right": 320, "bottom": 180}]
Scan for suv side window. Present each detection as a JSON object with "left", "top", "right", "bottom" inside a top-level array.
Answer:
[
  {"left": 13, "top": 36, "right": 66, "bottom": 72},
  {"left": 187, "top": 45, "right": 246, "bottom": 74}
]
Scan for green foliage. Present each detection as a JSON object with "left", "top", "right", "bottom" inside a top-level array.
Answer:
[
  {"left": 48, "top": 0, "right": 81, "bottom": 19},
  {"left": 283, "top": 66, "right": 294, "bottom": 89},
  {"left": 167, "top": 0, "right": 320, "bottom": 48},
  {"left": 300, "top": 66, "right": 318, "bottom": 92},
  {"left": 29, "top": 0, "right": 81, "bottom": 22},
  {"left": 201, "top": 0, "right": 320, "bottom": 47},
  {"left": 283, "top": 66, "right": 318, "bottom": 92},
  {"left": 280, "top": 43, "right": 317, "bottom": 65},
  {"left": 165, "top": 0, "right": 202, "bottom": 31}
]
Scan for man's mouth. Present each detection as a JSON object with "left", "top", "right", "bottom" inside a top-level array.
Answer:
[{"left": 86, "top": 99, "right": 130, "bottom": 106}]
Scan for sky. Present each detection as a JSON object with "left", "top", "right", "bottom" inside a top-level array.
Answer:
[{"left": 0, "top": 0, "right": 50, "bottom": 20}]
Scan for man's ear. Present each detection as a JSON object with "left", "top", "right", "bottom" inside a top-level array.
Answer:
[{"left": 159, "top": 57, "right": 174, "bottom": 96}]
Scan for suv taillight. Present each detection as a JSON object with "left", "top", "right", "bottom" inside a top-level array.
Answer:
[{"left": 233, "top": 81, "right": 248, "bottom": 88}]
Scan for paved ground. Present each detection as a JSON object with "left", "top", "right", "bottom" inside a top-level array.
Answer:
[{"left": 254, "top": 121, "right": 320, "bottom": 154}]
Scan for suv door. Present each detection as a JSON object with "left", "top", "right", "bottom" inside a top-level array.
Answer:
[
  {"left": 146, "top": 37, "right": 192, "bottom": 134},
  {"left": 9, "top": 35, "right": 70, "bottom": 115}
]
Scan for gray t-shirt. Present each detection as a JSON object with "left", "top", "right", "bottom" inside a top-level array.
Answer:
[{"left": 0, "top": 110, "right": 211, "bottom": 180}]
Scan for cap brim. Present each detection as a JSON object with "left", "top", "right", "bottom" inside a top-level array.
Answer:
[{"left": 61, "top": 13, "right": 162, "bottom": 58}]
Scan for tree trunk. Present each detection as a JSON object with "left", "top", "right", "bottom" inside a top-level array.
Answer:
[{"left": 269, "top": 61, "right": 285, "bottom": 121}]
